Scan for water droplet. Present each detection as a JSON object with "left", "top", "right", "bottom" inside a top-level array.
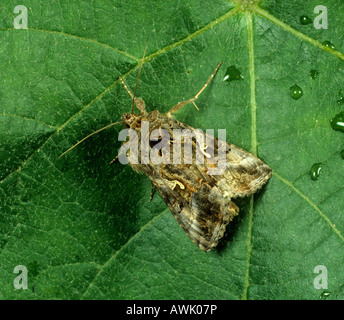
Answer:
[
  {"left": 300, "top": 15, "right": 312, "bottom": 25},
  {"left": 323, "top": 40, "right": 335, "bottom": 50},
  {"left": 310, "top": 163, "right": 322, "bottom": 180},
  {"left": 223, "top": 66, "right": 243, "bottom": 83},
  {"left": 320, "top": 291, "right": 330, "bottom": 300},
  {"left": 331, "top": 111, "right": 344, "bottom": 133},
  {"left": 290, "top": 84, "right": 303, "bottom": 100},
  {"left": 309, "top": 69, "right": 319, "bottom": 79},
  {"left": 341, "top": 149, "right": 344, "bottom": 159},
  {"left": 337, "top": 92, "right": 344, "bottom": 105}
]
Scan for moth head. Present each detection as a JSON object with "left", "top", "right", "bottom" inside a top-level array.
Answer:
[{"left": 121, "top": 113, "right": 139, "bottom": 127}]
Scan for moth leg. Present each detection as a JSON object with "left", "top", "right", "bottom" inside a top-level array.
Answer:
[
  {"left": 166, "top": 62, "right": 222, "bottom": 117},
  {"left": 119, "top": 76, "right": 146, "bottom": 113},
  {"left": 133, "top": 98, "right": 146, "bottom": 113},
  {"left": 229, "top": 201, "right": 239, "bottom": 216},
  {"left": 109, "top": 141, "right": 129, "bottom": 164},
  {"left": 149, "top": 182, "right": 154, "bottom": 202},
  {"left": 166, "top": 98, "right": 198, "bottom": 117},
  {"left": 109, "top": 155, "right": 118, "bottom": 165}
]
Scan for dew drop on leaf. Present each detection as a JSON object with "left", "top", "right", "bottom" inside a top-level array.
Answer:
[
  {"left": 223, "top": 66, "right": 244, "bottom": 83},
  {"left": 323, "top": 40, "right": 335, "bottom": 50},
  {"left": 309, "top": 69, "right": 319, "bottom": 79},
  {"left": 299, "top": 15, "right": 312, "bottom": 25},
  {"left": 330, "top": 111, "right": 344, "bottom": 133},
  {"left": 290, "top": 84, "right": 303, "bottom": 100},
  {"left": 337, "top": 92, "right": 344, "bottom": 105},
  {"left": 310, "top": 163, "right": 322, "bottom": 180},
  {"left": 320, "top": 291, "right": 330, "bottom": 300}
]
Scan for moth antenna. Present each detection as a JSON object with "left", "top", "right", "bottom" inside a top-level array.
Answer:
[
  {"left": 58, "top": 121, "right": 123, "bottom": 159},
  {"left": 119, "top": 76, "right": 134, "bottom": 99},
  {"left": 167, "top": 62, "right": 222, "bottom": 116},
  {"left": 193, "top": 61, "right": 222, "bottom": 100},
  {"left": 131, "top": 40, "right": 149, "bottom": 114}
]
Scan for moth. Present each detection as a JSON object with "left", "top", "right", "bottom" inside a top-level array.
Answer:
[{"left": 60, "top": 50, "right": 271, "bottom": 252}]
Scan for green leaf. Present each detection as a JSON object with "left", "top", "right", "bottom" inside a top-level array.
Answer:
[{"left": 1, "top": 0, "right": 343, "bottom": 299}]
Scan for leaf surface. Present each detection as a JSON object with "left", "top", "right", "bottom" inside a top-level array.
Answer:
[{"left": 0, "top": 0, "right": 343, "bottom": 299}]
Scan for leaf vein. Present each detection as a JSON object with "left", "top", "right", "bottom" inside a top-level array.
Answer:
[
  {"left": 255, "top": 7, "right": 344, "bottom": 61},
  {"left": 242, "top": 11, "right": 256, "bottom": 301},
  {"left": 273, "top": 172, "right": 344, "bottom": 243},
  {"left": 79, "top": 209, "right": 169, "bottom": 299},
  {"left": 0, "top": 27, "right": 140, "bottom": 62}
]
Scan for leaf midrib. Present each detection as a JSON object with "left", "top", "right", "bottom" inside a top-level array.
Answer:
[{"left": 242, "top": 10, "right": 256, "bottom": 300}]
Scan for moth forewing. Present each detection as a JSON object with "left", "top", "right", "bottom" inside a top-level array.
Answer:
[{"left": 121, "top": 107, "right": 271, "bottom": 252}]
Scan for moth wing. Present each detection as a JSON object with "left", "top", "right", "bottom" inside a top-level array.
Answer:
[
  {"left": 162, "top": 118, "right": 272, "bottom": 198},
  {"left": 201, "top": 132, "right": 272, "bottom": 198},
  {"left": 151, "top": 172, "right": 239, "bottom": 252},
  {"left": 135, "top": 112, "right": 271, "bottom": 251}
]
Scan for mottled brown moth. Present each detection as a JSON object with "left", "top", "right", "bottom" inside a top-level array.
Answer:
[{"left": 60, "top": 50, "right": 271, "bottom": 252}]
